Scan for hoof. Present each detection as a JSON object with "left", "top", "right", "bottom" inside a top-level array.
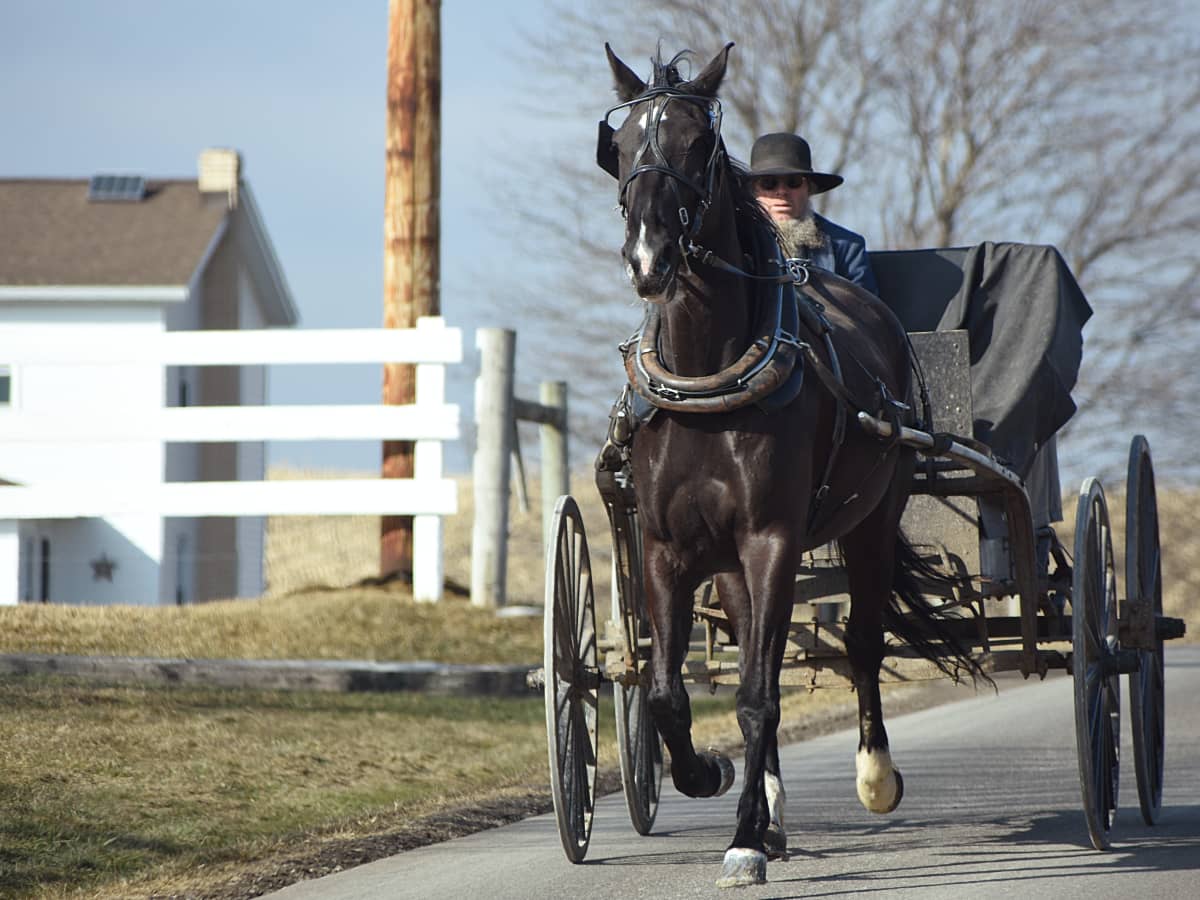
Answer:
[
  {"left": 856, "top": 748, "right": 903, "bottom": 814},
  {"left": 887, "top": 768, "right": 905, "bottom": 813},
  {"left": 764, "top": 823, "right": 789, "bottom": 861},
  {"left": 716, "top": 848, "right": 767, "bottom": 888},
  {"left": 701, "top": 749, "right": 736, "bottom": 797}
]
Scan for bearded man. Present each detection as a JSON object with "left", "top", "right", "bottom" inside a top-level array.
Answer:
[{"left": 748, "top": 132, "right": 879, "bottom": 297}]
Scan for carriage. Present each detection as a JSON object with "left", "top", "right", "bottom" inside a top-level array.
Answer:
[
  {"left": 533, "top": 241, "right": 1187, "bottom": 863},
  {"left": 532, "top": 43, "right": 1188, "bottom": 887}
]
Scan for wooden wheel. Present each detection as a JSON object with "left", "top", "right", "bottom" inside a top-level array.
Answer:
[
  {"left": 1071, "top": 478, "right": 1120, "bottom": 850},
  {"left": 1126, "top": 436, "right": 1165, "bottom": 825},
  {"left": 543, "top": 495, "right": 599, "bottom": 863},
  {"left": 610, "top": 511, "right": 662, "bottom": 835}
]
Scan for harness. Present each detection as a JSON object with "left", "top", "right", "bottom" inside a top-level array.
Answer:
[{"left": 597, "top": 83, "right": 921, "bottom": 534}]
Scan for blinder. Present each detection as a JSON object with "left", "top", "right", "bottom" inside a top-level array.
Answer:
[{"left": 597, "top": 120, "right": 619, "bottom": 179}]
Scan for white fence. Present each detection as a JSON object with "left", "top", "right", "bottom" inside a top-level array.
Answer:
[{"left": 0, "top": 316, "right": 461, "bottom": 602}]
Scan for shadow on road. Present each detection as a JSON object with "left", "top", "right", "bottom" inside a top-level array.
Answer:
[{"left": 755, "top": 804, "right": 1200, "bottom": 897}]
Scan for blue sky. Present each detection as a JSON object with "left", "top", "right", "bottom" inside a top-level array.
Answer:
[{"left": 1, "top": 0, "right": 568, "bottom": 472}]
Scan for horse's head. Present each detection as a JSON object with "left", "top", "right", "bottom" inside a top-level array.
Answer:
[{"left": 599, "top": 43, "right": 733, "bottom": 303}]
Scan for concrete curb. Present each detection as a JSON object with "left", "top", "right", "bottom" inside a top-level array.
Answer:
[{"left": 0, "top": 653, "right": 536, "bottom": 697}]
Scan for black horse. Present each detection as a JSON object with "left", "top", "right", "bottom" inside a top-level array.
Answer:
[{"left": 599, "top": 43, "right": 982, "bottom": 887}]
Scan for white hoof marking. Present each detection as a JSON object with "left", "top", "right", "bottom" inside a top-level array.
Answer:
[
  {"left": 764, "top": 771, "right": 786, "bottom": 831},
  {"left": 716, "top": 848, "right": 767, "bottom": 888},
  {"left": 856, "top": 747, "right": 900, "bottom": 813}
]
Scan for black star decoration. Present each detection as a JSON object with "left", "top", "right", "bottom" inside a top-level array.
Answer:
[{"left": 91, "top": 553, "right": 117, "bottom": 582}]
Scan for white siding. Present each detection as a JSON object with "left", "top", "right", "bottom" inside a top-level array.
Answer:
[
  {"left": 163, "top": 257, "right": 205, "bottom": 604},
  {"left": 0, "top": 303, "right": 165, "bottom": 604}
]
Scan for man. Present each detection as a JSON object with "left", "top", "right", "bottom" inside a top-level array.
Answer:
[{"left": 748, "top": 132, "right": 879, "bottom": 297}]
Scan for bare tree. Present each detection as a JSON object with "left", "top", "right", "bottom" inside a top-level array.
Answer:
[{"left": 500, "top": 0, "right": 1200, "bottom": 480}]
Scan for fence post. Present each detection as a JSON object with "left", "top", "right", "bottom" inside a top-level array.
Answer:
[
  {"left": 412, "top": 317, "right": 447, "bottom": 603},
  {"left": 471, "top": 328, "right": 515, "bottom": 608},
  {"left": 539, "top": 380, "right": 568, "bottom": 551}
]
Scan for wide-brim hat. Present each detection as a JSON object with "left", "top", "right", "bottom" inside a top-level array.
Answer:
[{"left": 748, "top": 133, "right": 843, "bottom": 194}]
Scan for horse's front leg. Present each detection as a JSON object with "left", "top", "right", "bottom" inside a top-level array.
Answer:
[
  {"left": 841, "top": 521, "right": 904, "bottom": 814},
  {"left": 716, "top": 537, "right": 794, "bottom": 888},
  {"left": 643, "top": 540, "right": 735, "bottom": 801},
  {"left": 714, "top": 572, "right": 789, "bottom": 863},
  {"left": 764, "top": 730, "right": 788, "bottom": 859}
]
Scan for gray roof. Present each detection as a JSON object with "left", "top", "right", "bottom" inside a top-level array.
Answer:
[{"left": 0, "top": 179, "right": 230, "bottom": 286}]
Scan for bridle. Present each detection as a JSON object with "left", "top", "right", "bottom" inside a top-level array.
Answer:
[
  {"left": 597, "top": 86, "right": 726, "bottom": 263},
  {"left": 597, "top": 87, "right": 807, "bottom": 285}
]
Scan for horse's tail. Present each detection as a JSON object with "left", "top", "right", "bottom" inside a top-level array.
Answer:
[{"left": 884, "top": 532, "right": 993, "bottom": 687}]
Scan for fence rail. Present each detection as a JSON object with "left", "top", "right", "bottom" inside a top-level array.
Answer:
[{"left": 0, "top": 317, "right": 461, "bottom": 603}]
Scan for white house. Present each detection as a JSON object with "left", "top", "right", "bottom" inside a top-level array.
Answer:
[{"left": 0, "top": 149, "right": 299, "bottom": 605}]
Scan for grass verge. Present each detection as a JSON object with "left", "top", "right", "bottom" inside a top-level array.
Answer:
[{"left": 3, "top": 673, "right": 863, "bottom": 900}]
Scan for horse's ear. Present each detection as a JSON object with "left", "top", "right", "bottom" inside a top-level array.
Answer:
[
  {"left": 681, "top": 42, "right": 734, "bottom": 97},
  {"left": 606, "top": 43, "right": 646, "bottom": 102}
]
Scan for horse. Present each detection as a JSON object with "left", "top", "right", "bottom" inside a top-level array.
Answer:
[{"left": 598, "top": 43, "right": 983, "bottom": 887}]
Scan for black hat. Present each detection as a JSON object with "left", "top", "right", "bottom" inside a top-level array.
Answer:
[{"left": 748, "top": 133, "right": 843, "bottom": 194}]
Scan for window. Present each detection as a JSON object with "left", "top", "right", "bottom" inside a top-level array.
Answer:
[{"left": 0, "top": 364, "right": 11, "bottom": 406}]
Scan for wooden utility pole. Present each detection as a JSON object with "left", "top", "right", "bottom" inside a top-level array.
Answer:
[{"left": 382, "top": 0, "right": 441, "bottom": 579}]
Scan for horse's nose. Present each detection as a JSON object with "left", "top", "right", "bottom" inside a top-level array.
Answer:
[
  {"left": 622, "top": 241, "right": 672, "bottom": 279},
  {"left": 649, "top": 253, "right": 673, "bottom": 278}
]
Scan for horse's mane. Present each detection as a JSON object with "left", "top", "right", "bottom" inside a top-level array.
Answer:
[
  {"left": 727, "top": 158, "right": 781, "bottom": 252},
  {"left": 649, "top": 45, "right": 692, "bottom": 88}
]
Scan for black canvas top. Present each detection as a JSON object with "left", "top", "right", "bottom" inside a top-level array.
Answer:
[{"left": 870, "top": 242, "right": 1093, "bottom": 477}]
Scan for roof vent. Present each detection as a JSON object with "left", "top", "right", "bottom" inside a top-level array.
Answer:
[
  {"left": 198, "top": 148, "right": 241, "bottom": 208},
  {"left": 87, "top": 174, "right": 146, "bottom": 202}
]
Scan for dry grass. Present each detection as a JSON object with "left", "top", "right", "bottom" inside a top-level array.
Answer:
[
  {"left": 0, "top": 680, "right": 552, "bottom": 898},
  {"left": 0, "top": 587, "right": 543, "bottom": 665},
  {"left": 0, "top": 674, "right": 863, "bottom": 900},
  {"left": 1056, "top": 485, "right": 1199, "bottom": 631},
  {"left": 265, "top": 467, "right": 614, "bottom": 608}
]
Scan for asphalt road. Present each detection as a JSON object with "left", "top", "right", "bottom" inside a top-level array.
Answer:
[{"left": 268, "top": 647, "right": 1200, "bottom": 899}]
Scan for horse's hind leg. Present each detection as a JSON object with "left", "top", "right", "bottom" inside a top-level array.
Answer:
[
  {"left": 643, "top": 543, "right": 735, "bottom": 801},
  {"left": 841, "top": 515, "right": 904, "bottom": 814}
]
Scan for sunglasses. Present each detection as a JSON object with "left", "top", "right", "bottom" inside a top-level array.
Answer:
[{"left": 754, "top": 175, "right": 808, "bottom": 191}]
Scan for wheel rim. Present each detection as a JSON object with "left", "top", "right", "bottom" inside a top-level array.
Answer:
[
  {"left": 615, "top": 679, "right": 663, "bottom": 834},
  {"left": 611, "top": 510, "right": 663, "bottom": 835},
  {"left": 543, "top": 496, "right": 598, "bottom": 862},
  {"left": 1126, "top": 436, "right": 1164, "bottom": 825},
  {"left": 1072, "top": 478, "right": 1120, "bottom": 850}
]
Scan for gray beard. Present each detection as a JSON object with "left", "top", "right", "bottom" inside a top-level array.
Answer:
[{"left": 776, "top": 213, "right": 829, "bottom": 259}]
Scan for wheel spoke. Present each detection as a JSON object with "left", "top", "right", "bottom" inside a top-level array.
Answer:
[{"left": 559, "top": 690, "right": 575, "bottom": 762}]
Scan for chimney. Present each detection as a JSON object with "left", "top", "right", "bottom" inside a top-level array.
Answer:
[{"left": 198, "top": 148, "right": 242, "bottom": 208}]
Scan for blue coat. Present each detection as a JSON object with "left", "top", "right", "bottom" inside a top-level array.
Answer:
[{"left": 808, "top": 213, "right": 880, "bottom": 297}]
